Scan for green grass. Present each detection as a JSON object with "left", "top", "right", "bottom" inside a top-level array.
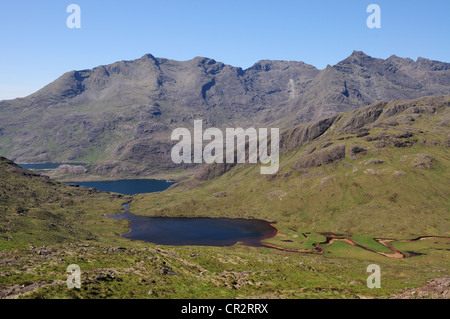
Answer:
[
  {"left": 132, "top": 140, "right": 450, "bottom": 238},
  {"left": 0, "top": 240, "right": 446, "bottom": 299},
  {"left": 0, "top": 97, "right": 449, "bottom": 299}
]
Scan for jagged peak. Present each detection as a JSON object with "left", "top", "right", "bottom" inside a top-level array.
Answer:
[
  {"left": 138, "top": 53, "right": 159, "bottom": 63},
  {"left": 344, "top": 50, "right": 375, "bottom": 62},
  {"left": 415, "top": 56, "right": 450, "bottom": 71},
  {"left": 415, "top": 56, "right": 445, "bottom": 65},
  {"left": 386, "top": 54, "right": 415, "bottom": 64},
  {"left": 387, "top": 54, "right": 404, "bottom": 60},
  {"left": 247, "top": 60, "right": 277, "bottom": 71},
  {"left": 334, "top": 51, "right": 377, "bottom": 68},
  {"left": 246, "top": 59, "right": 313, "bottom": 72},
  {"left": 350, "top": 50, "right": 371, "bottom": 58},
  {"left": 416, "top": 56, "right": 429, "bottom": 63},
  {"left": 140, "top": 53, "right": 156, "bottom": 60},
  {"left": 191, "top": 56, "right": 218, "bottom": 65}
]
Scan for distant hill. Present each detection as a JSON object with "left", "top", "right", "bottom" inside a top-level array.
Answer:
[{"left": 0, "top": 51, "right": 448, "bottom": 177}]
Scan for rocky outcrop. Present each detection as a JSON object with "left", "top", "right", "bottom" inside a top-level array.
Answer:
[
  {"left": 391, "top": 277, "right": 450, "bottom": 299},
  {"left": 54, "top": 164, "right": 87, "bottom": 175},
  {"left": 349, "top": 145, "right": 367, "bottom": 157},
  {"left": 280, "top": 115, "right": 340, "bottom": 152},
  {"left": 292, "top": 144, "right": 346, "bottom": 170},
  {"left": 339, "top": 102, "right": 387, "bottom": 133},
  {"left": 364, "top": 158, "right": 385, "bottom": 165},
  {"left": 411, "top": 154, "right": 435, "bottom": 169},
  {"left": 195, "top": 162, "right": 237, "bottom": 181}
]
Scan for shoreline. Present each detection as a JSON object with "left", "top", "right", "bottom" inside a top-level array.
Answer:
[
  {"left": 106, "top": 205, "right": 280, "bottom": 247},
  {"left": 18, "top": 163, "right": 190, "bottom": 183},
  {"left": 105, "top": 203, "right": 449, "bottom": 257}
]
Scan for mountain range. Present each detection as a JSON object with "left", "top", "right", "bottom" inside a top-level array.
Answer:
[{"left": 0, "top": 51, "right": 449, "bottom": 177}]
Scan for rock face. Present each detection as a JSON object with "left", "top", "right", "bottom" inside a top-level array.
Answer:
[
  {"left": 349, "top": 145, "right": 367, "bottom": 157},
  {"left": 411, "top": 154, "right": 435, "bottom": 169},
  {"left": 195, "top": 162, "right": 237, "bottom": 181},
  {"left": 279, "top": 115, "right": 341, "bottom": 152},
  {"left": 391, "top": 277, "right": 450, "bottom": 299},
  {"left": 54, "top": 164, "right": 87, "bottom": 175},
  {"left": 364, "top": 158, "right": 385, "bottom": 165},
  {"left": 292, "top": 144, "right": 346, "bottom": 169},
  {"left": 0, "top": 51, "right": 449, "bottom": 176}
]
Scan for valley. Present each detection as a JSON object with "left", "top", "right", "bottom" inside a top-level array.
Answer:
[
  {"left": 0, "top": 94, "right": 449, "bottom": 299},
  {"left": 2, "top": 0, "right": 450, "bottom": 306}
]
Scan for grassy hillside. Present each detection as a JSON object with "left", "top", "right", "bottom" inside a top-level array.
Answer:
[
  {"left": 0, "top": 96, "right": 448, "bottom": 299},
  {"left": 0, "top": 157, "right": 131, "bottom": 250},
  {"left": 132, "top": 96, "right": 450, "bottom": 251}
]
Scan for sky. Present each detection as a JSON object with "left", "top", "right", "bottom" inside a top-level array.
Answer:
[{"left": 0, "top": 0, "right": 449, "bottom": 101}]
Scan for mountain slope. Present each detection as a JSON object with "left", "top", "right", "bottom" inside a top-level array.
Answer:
[
  {"left": 0, "top": 157, "right": 129, "bottom": 249},
  {"left": 0, "top": 52, "right": 449, "bottom": 177},
  {"left": 132, "top": 95, "right": 450, "bottom": 242}
]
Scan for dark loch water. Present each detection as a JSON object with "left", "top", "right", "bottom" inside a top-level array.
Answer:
[
  {"left": 109, "top": 212, "right": 277, "bottom": 247},
  {"left": 17, "top": 163, "right": 174, "bottom": 195},
  {"left": 18, "top": 163, "right": 87, "bottom": 169},
  {"left": 66, "top": 179, "right": 175, "bottom": 195}
]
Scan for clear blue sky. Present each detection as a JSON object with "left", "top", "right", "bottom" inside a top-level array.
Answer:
[{"left": 1, "top": 0, "right": 449, "bottom": 100}]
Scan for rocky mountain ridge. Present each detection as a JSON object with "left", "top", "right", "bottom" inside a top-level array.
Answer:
[{"left": 0, "top": 51, "right": 448, "bottom": 177}]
